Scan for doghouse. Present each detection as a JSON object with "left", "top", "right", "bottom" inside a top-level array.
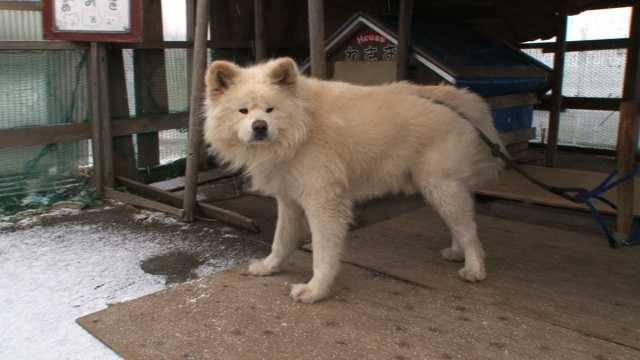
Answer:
[{"left": 302, "top": 12, "right": 552, "bottom": 158}]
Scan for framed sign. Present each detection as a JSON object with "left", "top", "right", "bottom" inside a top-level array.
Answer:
[{"left": 43, "top": 0, "right": 143, "bottom": 42}]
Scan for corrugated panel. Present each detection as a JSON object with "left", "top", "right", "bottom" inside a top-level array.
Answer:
[{"left": 0, "top": 10, "right": 42, "bottom": 41}]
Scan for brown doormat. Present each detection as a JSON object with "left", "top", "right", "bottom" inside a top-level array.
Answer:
[{"left": 78, "top": 247, "right": 638, "bottom": 358}]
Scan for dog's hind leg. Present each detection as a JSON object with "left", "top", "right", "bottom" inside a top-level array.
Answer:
[
  {"left": 248, "top": 197, "right": 305, "bottom": 276},
  {"left": 290, "top": 196, "right": 352, "bottom": 303},
  {"left": 421, "top": 180, "right": 486, "bottom": 282}
]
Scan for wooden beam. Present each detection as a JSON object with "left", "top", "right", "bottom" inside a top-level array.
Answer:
[
  {"left": 0, "top": 41, "right": 87, "bottom": 50},
  {"left": 98, "top": 44, "right": 114, "bottom": 188},
  {"left": 107, "top": 47, "right": 140, "bottom": 180},
  {"left": 545, "top": 13, "right": 568, "bottom": 167},
  {"left": 396, "top": 0, "right": 414, "bottom": 80},
  {"left": 254, "top": 0, "right": 267, "bottom": 61},
  {"left": 308, "top": 0, "right": 326, "bottom": 78},
  {"left": 105, "top": 188, "right": 184, "bottom": 218},
  {"left": 116, "top": 176, "right": 259, "bottom": 232},
  {"left": 520, "top": 38, "right": 630, "bottom": 52},
  {"left": 0, "top": 1, "right": 43, "bottom": 11},
  {"left": 616, "top": 5, "right": 640, "bottom": 235},
  {"left": 134, "top": 0, "right": 167, "bottom": 168},
  {"left": 183, "top": 0, "right": 211, "bottom": 222},
  {"left": 537, "top": 96, "right": 622, "bottom": 111},
  {"left": 89, "top": 43, "right": 105, "bottom": 198}
]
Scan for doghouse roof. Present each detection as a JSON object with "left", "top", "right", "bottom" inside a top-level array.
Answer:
[{"left": 302, "top": 12, "right": 551, "bottom": 84}]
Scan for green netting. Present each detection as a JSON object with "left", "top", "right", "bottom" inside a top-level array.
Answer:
[{"left": 0, "top": 49, "right": 93, "bottom": 215}]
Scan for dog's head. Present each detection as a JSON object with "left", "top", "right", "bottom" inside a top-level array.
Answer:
[{"left": 203, "top": 58, "right": 311, "bottom": 167}]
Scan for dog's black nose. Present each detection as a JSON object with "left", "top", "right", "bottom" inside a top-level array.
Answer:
[{"left": 252, "top": 119, "right": 268, "bottom": 135}]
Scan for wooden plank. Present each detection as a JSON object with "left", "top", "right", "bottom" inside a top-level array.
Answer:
[
  {"left": 0, "top": 41, "right": 87, "bottom": 50},
  {"left": 183, "top": 0, "right": 211, "bottom": 222},
  {"left": 537, "top": 96, "right": 622, "bottom": 111},
  {"left": 486, "top": 93, "right": 538, "bottom": 110},
  {"left": 545, "top": 13, "right": 568, "bottom": 167},
  {"left": 77, "top": 251, "right": 640, "bottom": 360},
  {"left": 107, "top": 48, "right": 140, "bottom": 180},
  {"left": 254, "top": 0, "right": 267, "bottom": 60},
  {"left": 396, "top": 0, "right": 414, "bottom": 80},
  {"left": 0, "top": 1, "right": 43, "bottom": 11},
  {"left": 133, "top": 0, "right": 166, "bottom": 168},
  {"left": 89, "top": 43, "right": 105, "bottom": 198},
  {"left": 308, "top": 0, "right": 326, "bottom": 79},
  {"left": 0, "top": 112, "right": 188, "bottom": 150},
  {"left": 117, "top": 176, "right": 259, "bottom": 232},
  {"left": 105, "top": 188, "right": 184, "bottom": 217},
  {"left": 616, "top": 5, "right": 640, "bottom": 234},
  {"left": 475, "top": 165, "right": 640, "bottom": 216},
  {"left": 149, "top": 168, "right": 237, "bottom": 192}
]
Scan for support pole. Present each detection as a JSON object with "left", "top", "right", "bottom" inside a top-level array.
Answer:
[
  {"left": 308, "top": 0, "right": 326, "bottom": 78},
  {"left": 396, "top": 0, "right": 414, "bottom": 80},
  {"left": 616, "top": 5, "right": 640, "bottom": 235},
  {"left": 254, "top": 0, "right": 267, "bottom": 61},
  {"left": 88, "top": 42, "right": 104, "bottom": 198},
  {"left": 545, "top": 13, "right": 568, "bottom": 167},
  {"left": 183, "top": 0, "right": 211, "bottom": 222},
  {"left": 186, "top": 0, "right": 208, "bottom": 170}
]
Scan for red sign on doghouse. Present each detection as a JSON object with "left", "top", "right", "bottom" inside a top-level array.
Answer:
[
  {"left": 43, "top": 0, "right": 142, "bottom": 42},
  {"left": 344, "top": 28, "right": 396, "bottom": 62}
]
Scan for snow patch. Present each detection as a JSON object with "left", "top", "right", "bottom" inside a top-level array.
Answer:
[{"left": 133, "top": 210, "right": 182, "bottom": 226}]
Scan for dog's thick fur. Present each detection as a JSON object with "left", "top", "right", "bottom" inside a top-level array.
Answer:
[{"left": 204, "top": 58, "right": 504, "bottom": 303}]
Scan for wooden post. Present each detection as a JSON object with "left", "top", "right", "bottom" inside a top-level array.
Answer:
[
  {"left": 134, "top": 0, "right": 168, "bottom": 168},
  {"left": 254, "top": 0, "right": 267, "bottom": 61},
  {"left": 545, "top": 13, "right": 568, "bottom": 167},
  {"left": 308, "top": 0, "right": 326, "bottom": 78},
  {"left": 616, "top": 5, "right": 640, "bottom": 235},
  {"left": 98, "top": 44, "right": 114, "bottom": 187},
  {"left": 396, "top": 0, "right": 414, "bottom": 80},
  {"left": 183, "top": 0, "right": 211, "bottom": 222},
  {"left": 88, "top": 43, "right": 104, "bottom": 198}
]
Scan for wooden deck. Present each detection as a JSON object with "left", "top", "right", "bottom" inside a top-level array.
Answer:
[{"left": 78, "top": 207, "right": 640, "bottom": 359}]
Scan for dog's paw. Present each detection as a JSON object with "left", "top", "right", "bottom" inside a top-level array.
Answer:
[
  {"left": 246, "top": 258, "right": 278, "bottom": 276},
  {"left": 290, "top": 283, "right": 327, "bottom": 304},
  {"left": 458, "top": 266, "right": 486, "bottom": 282},
  {"left": 441, "top": 247, "right": 464, "bottom": 262}
]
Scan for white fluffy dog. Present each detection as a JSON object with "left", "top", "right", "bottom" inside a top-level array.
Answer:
[{"left": 204, "top": 57, "right": 504, "bottom": 303}]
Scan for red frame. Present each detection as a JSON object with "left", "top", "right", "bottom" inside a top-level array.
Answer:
[{"left": 43, "top": 0, "right": 143, "bottom": 43}]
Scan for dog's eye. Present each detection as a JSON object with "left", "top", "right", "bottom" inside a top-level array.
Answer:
[
  {"left": 239, "top": 108, "right": 248, "bottom": 114},
  {"left": 266, "top": 107, "right": 274, "bottom": 113}
]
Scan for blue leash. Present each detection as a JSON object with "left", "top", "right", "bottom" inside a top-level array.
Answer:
[
  {"left": 419, "top": 94, "right": 640, "bottom": 248},
  {"left": 568, "top": 163, "right": 640, "bottom": 248}
]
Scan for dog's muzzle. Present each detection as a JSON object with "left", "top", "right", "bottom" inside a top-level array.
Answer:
[{"left": 251, "top": 119, "right": 269, "bottom": 141}]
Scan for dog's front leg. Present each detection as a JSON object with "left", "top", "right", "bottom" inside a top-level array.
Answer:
[
  {"left": 290, "top": 197, "right": 352, "bottom": 303},
  {"left": 248, "top": 197, "right": 305, "bottom": 276}
]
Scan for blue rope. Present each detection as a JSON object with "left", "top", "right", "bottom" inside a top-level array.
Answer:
[{"left": 569, "top": 163, "right": 640, "bottom": 248}]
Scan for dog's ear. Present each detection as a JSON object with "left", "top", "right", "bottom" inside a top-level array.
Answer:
[
  {"left": 206, "top": 61, "right": 240, "bottom": 97},
  {"left": 268, "top": 57, "right": 298, "bottom": 87}
]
